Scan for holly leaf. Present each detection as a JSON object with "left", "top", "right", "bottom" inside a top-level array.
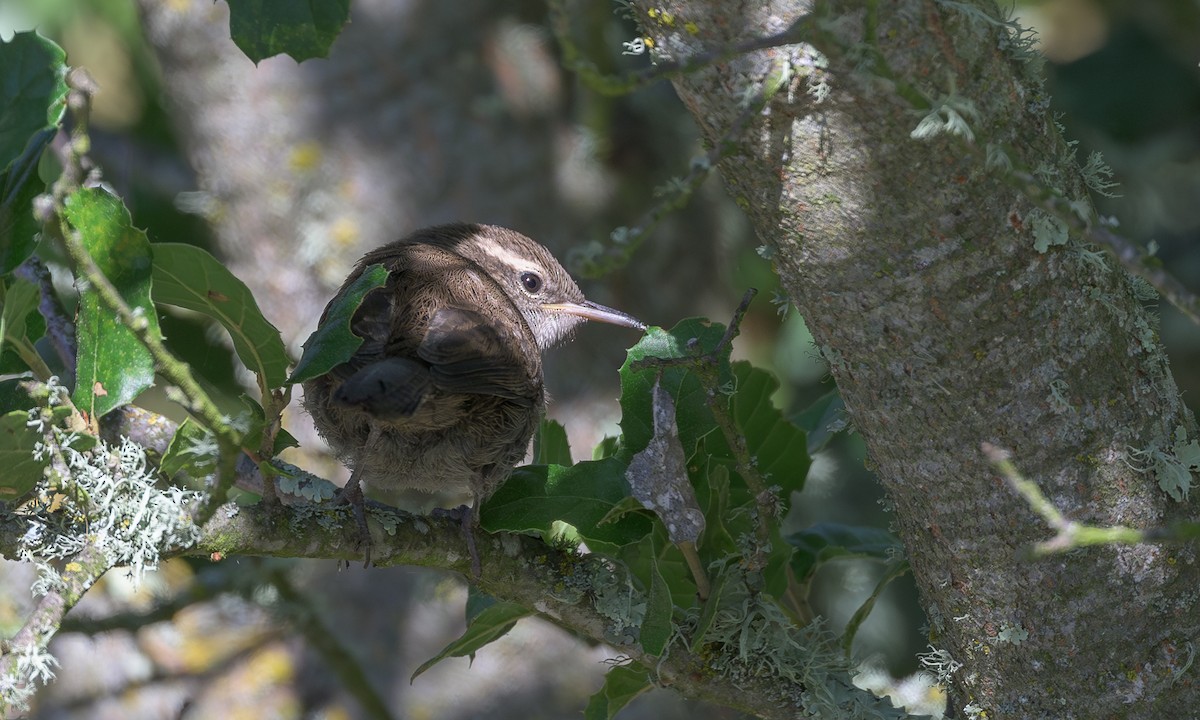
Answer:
[
  {"left": 481, "top": 459, "right": 653, "bottom": 553},
  {"left": 0, "top": 32, "right": 67, "bottom": 174},
  {"left": 790, "top": 387, "right": 846, "bottom": 453},
  {"left": 639, "top": 543, "right": 674, "bottom": 656},
  {"left": 584, "top": 663, "right": 653, "bottom": 720},
  {"left": 731, "top": 361, "right": 809, "bottom": 499},
  {"left": 786, "top": 522, "right": 904, "bottom": 582},
  {"left": 152, "top": 243, "right": 289, "bottom": 388},
  {"left": 289, "top": 263, "right": 388, "bottom": 384},
  {"left": 226, "top": 0, "right": 351, "bottom": 63},
  {"left": 0, "top": 409, "right": 45, "bottom": 498},
  {"left": 534, "top": 417, "right": 572, "bottom": 466},
  {"left": 618, "top": 319, "right": 729, "bottom": 460},
  {"left": 66, "top": 189, "right": 157, "bottom": 418},
  {"left": 410, "top": 600, "right": 531, "bottom": 682}
]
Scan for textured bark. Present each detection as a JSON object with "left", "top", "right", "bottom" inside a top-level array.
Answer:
[{"left": 640, "top": 0, "right": 1200, "bottom": 717}]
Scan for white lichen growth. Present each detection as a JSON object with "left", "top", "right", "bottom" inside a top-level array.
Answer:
[
  {"left": 1126, "top": 426, "right": 1200, "bottom": 502},
  {"left": 1081, "top": 151, "right": 1121, "bottom": 198},
  {"left": 911, "top": 94, "right": 980, "bottom": 143},
  {"left": 3, "top": 381, "right": 204, "bottom": 713}
]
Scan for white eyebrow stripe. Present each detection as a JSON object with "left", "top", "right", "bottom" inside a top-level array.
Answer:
[{"left": 478, "top": 241, "right": 536, "bottom": 270}]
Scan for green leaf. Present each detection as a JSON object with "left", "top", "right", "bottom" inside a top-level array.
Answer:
[
  {"left": 584, "top": 663, "right": 653, "bottom": 720},
  {"left": 618, "top": 319, "right": 730, "bottom": 459},
  {"left": 0, "top": 128, "right": 52, "bottom": 274},
  {"left": 289, "top": 263, "right": 389, "bottom": 384},
  {"left": 481, "top": 459, "right": 653, "bottom": 553},
  {"left": 151, "top": 243, "right": 289, "bottom": 388},
  {"left": 691, "top": 570, "right": 732, "bottom": 649},
  {"left": 638, "top": 542, "right": 674, "bottom": 656},
  {"left": 0, "top": 276, "right": 44, "bottom": 373},
  {"left": 592, "top": 435, "right": 620, "bottom": 460},
  {"left": 790, "top": 387, "right": 846, "bottom": 453},
  {"left": 237, "top": 395, "right": 299, "bottom": 455},
  {"left": 0, "top": 32, "right": 68, "bottom": 174},
  {"left": 0, "top": 378, "right": 36, "bottom": 414},
  {"left": 786, "top": 522, "right": 904, "bottom": 583},
  {"left": 731, "top": 361, "right": 809, "bottom": 499},
  {"left": 842, "top": 560, "right": 910, "bottom": 656},
  {"left": 619, "top": 525, "right": 696, "bottom": 610},
  {"left": 226, "top": 0, "right": 352, "bottom": 63},
  {"left": 410, "top": 600, "right": 531, "bottom": 682},
  {"left": 66, "top": 189, "right": 158, "bottom": 418},
  {"left": 0, "top": 409, "right": 46, "bottom": 498},
  {"left": 533, "top": 417, "right": 572, "bottom": 465},
  {"left": 160, "top": 418, "right": 218, "bottom": 480},
  {"left": 694, "top": 459, "right": 737, "bottom": 561}
]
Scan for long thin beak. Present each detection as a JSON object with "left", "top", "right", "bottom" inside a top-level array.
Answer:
[{"left": 543, "top": 300, "right": 646, "bottom": 331}]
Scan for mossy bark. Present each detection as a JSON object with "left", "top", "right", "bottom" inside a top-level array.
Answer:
[{"left": 639, "top": 0, "right": 1200, "bottom": 716}]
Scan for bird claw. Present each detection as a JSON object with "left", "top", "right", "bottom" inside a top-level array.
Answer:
[
  {"left": 336, "top": 480, "right": 373, "bottom": 568},
  {"left": 432, "top": 504, "right": 482, "bottom": 578}
]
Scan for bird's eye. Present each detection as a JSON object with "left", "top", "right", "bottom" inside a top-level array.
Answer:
[{"left": 520, "top": 271, "right": 543, "bottom": 294}]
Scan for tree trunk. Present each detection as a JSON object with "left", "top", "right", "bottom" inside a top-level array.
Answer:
[{"left": 640, "top": 0, "right": 1200, "bottom": 716}]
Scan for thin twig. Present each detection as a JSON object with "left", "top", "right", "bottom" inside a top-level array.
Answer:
[
  {"left": 574, "top": 69, "right": 792, "bottom": 278},
  {"left": 0, "top": 546, "right": 114, "bottom": 700},
  {"left": 14, "top": 255, "right": 77, "bottom": 383},
  {"left": 549, "top": 2, "right": 813, "bottom": 97},
  {"left": 983, "top": 442, "right": 1146, "bottom": 558},
  {"left": 48, "top": 69, "right": 243, "bottom": 527}
]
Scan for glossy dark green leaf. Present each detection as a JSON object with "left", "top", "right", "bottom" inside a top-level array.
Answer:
[
  {"left": 152, "top": 243, "right": 289, "bottom": 388},
  {"left": 0, "top": 32, "right": 67, "bottom": 173},
  {"left": 731, "top": 361, "right": 809, "bottom": 499},
  {"left": 786, "top": 522, "right": 904, "bottom": 582},
  {"left": 592, "top": 435, "right": 620, "bottom": 460},
  {"left": 583, "top": 663, "right": 653, "bottom": 720},
  {"left": 618, "top": 319, "right": 729, "bottom": 459},
  {"left": 791, "top": 387, "right": 846, "bottom": 452},
  {"left": 481, "top": 459, "right": 653, "bottom": 553},
  {"left": 0, "top": 276, "right": 43, "bottom": 373},
  {"left": 0, "top": 128, "right": 52, "bottom": 274},
  {"left": 66, "top": 189, "right": 157, "bottom": 417},
  {"left": 534, "top": 417, "right": 572, "bottom": 465},
  {"left": 410, "top": 600, "right": 531, "bottom": 682},
  {"left": 226, "top": 0, "right": 351, "bottom": 63},
  {"left": 289, "top": 263, "right": 388, "bottom": 384},
  {"left": 0, "top": 30, "right": 66, "bottom": 276},
  {"left": 0, "top": 409, "right": 45, "bottom": 498},
  {"left": 639, "top": 544, "right": 673, "bottom": 656}
]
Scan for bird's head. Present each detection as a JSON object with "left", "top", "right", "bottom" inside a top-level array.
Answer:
[{"left": 444, "top": 224, "right": 645, "bottom": 350}]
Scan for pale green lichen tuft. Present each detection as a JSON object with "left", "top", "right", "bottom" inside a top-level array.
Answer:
[
  {"left": 1127, "top": 426, "right": 1200, "bottom": 502},
  {"left": 1029, "top": 209, "right": 1069, "bottom": 253}
]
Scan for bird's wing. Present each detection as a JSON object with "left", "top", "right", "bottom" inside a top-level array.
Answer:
[
  {"left": 417, "top": 306, "right": 539, "bottom": 405},
  {"left": 332, "top": 356, "right": 433, "bottom": 418}
]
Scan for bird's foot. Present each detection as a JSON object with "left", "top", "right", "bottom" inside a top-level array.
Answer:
[
  {"left": 432, "top": 504, "right": 482, "bottom": 578},
  {"left": 336, "top": 480, "right": 373, "bottom": 568}
]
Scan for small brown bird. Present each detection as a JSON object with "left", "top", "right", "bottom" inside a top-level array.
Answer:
[{"left": 303, "top": 223, "right": 644, "bottom": 571}]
